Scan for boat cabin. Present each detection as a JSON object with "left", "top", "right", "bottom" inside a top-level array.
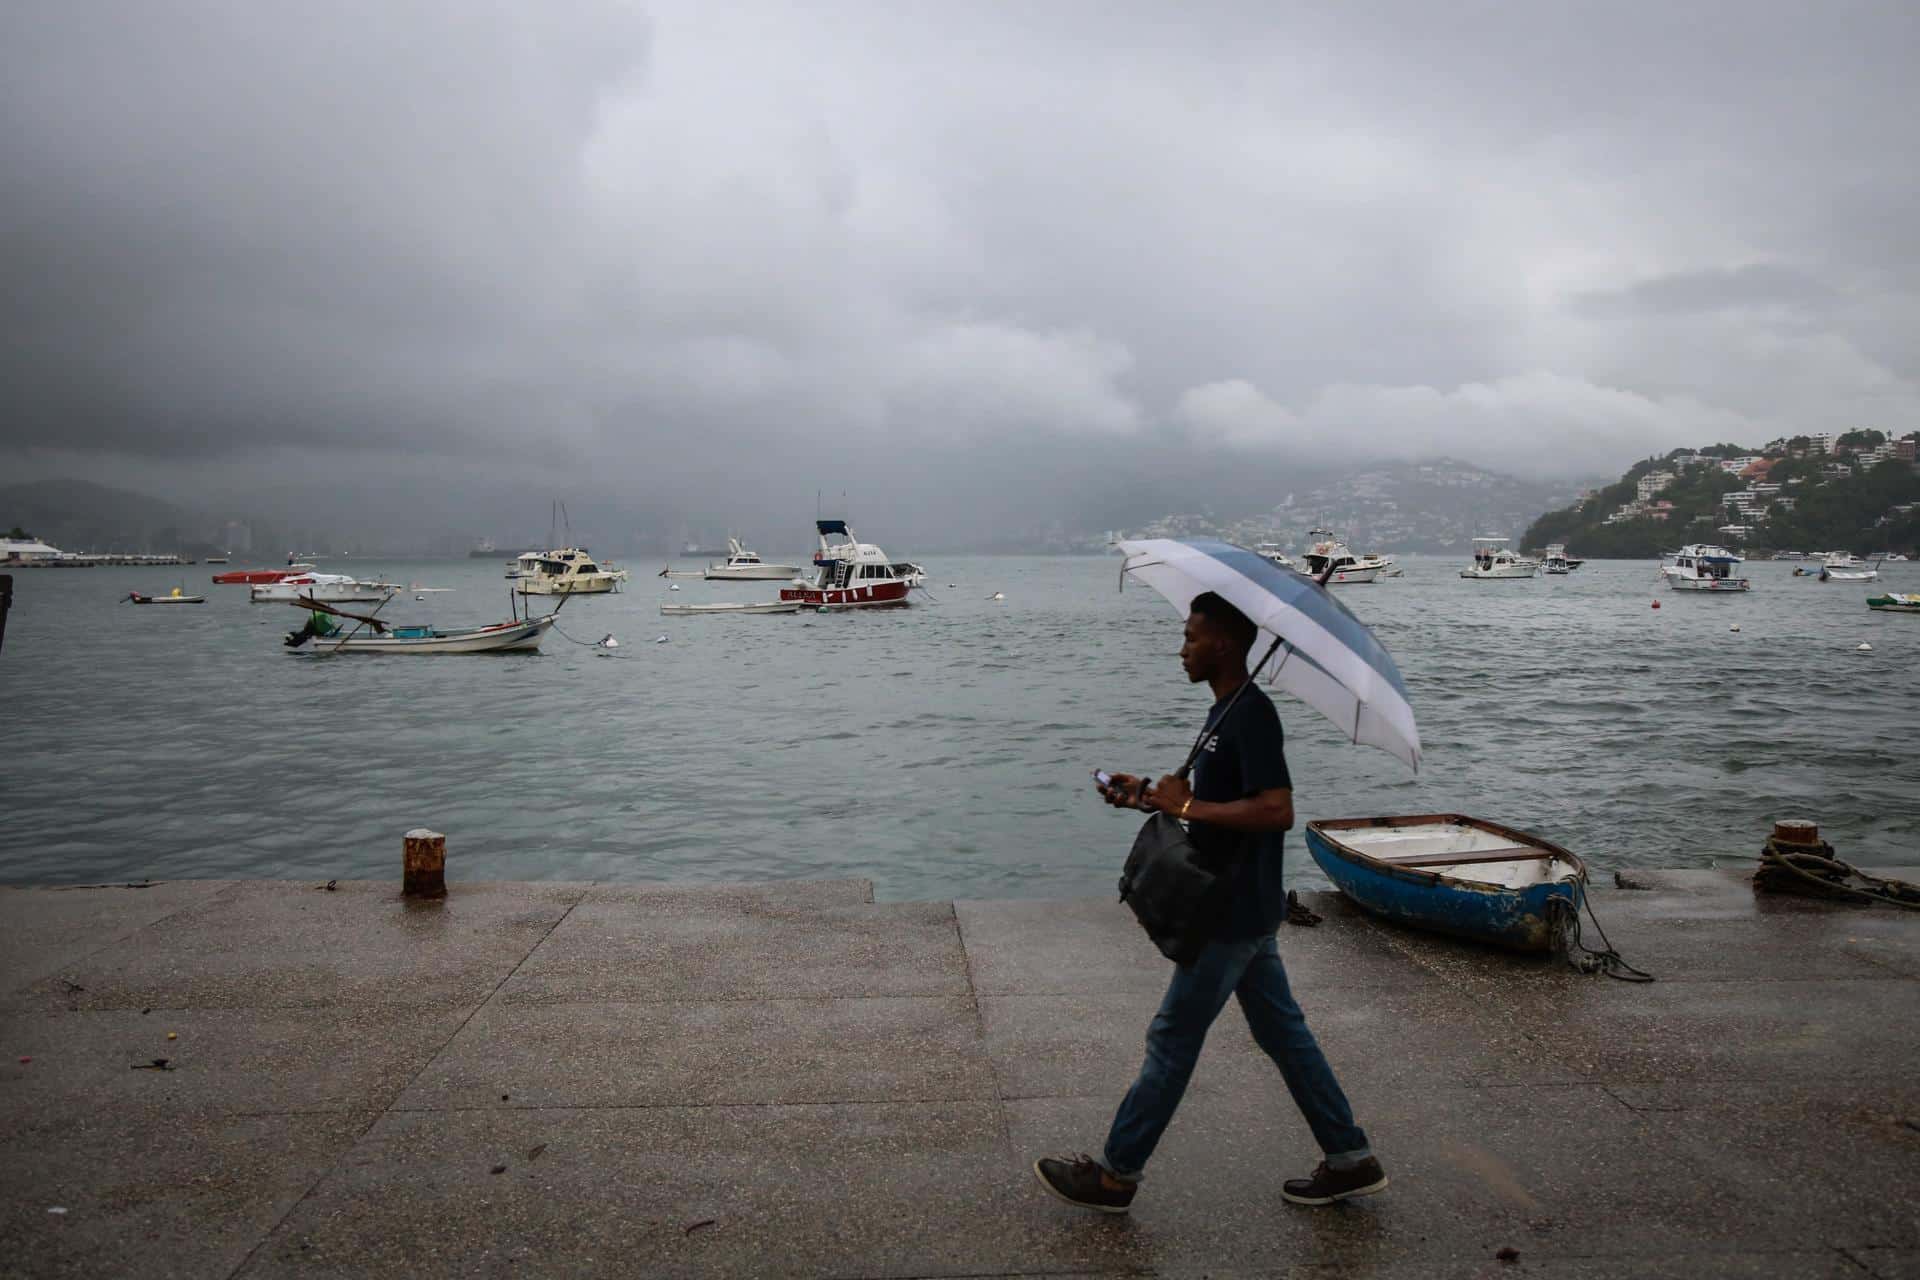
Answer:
[{"left": 515, "top": 547, "right": 628, "bottom": 595}]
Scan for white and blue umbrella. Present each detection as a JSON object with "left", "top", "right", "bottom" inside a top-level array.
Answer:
[{"left": 1117, "top": 538, "right": 1421, "bottom": 771}]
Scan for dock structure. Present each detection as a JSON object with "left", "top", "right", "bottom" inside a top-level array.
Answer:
[{"left": 2, "top": 869, "right": 1916, "bottom": 1277}]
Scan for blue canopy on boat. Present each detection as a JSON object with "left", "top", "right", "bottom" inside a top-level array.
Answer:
[{"left": 817, "top": 519, "right": 848, "bottom": 535}]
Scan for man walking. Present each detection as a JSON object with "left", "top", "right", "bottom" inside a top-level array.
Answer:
[{"left": 1033, "top": 591, "right": 1384, "bottom": 1212}]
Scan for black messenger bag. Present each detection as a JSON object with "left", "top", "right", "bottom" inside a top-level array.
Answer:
[{"left": 1116, "top": 677, "right": 1265, "bottom": 967}]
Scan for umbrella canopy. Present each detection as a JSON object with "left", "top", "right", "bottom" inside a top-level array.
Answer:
[{"left": 1117, "top": 538, "right": 1421, "bottom": 770}]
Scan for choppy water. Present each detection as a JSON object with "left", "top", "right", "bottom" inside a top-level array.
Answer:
[{"left": 3, "top": 555, "right": 1915, "bottom": 897}]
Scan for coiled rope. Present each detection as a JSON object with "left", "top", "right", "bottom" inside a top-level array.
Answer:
[
  {"left": 1754, "top": 835, "right": 1920, "bottom": 909},
  {"left": 1547, "top": 888, "right": 1654, "bottom": 982}
]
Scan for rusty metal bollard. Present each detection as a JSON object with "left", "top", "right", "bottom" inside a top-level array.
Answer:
[
  {"left": 1771, "top": 819, "right": 1820, "bottom": 847},
  {"left": 403, "top": 828, "right": 447, "bottom": 898}
]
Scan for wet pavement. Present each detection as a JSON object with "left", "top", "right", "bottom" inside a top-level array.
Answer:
[{"left": 3, "top": 868, "right": 1916, "bottom": 1278}]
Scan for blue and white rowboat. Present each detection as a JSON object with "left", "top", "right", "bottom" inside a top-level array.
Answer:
[{"left": 1305, "top": 814, "right": 1587, "bottom": 953}]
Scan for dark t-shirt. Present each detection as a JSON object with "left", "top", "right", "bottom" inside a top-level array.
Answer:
[{"left": 1187, "top": 682, "right": 1293, "bottom": 939}]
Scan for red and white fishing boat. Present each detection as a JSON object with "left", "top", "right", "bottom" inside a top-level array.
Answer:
[
  {"left": 212, "top": 562, "right": 315, "bottom": 585},
  {"left": 778, "top": 520, "right": 914, "bottom": 610}
]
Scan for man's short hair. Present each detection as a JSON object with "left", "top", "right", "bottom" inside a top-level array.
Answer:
[{"left": 1189, "top": 591, "right": 1257, "bottom": 655}]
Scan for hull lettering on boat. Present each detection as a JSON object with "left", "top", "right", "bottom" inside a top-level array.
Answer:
[{"left": 778, "top": 582, "right": 911, "bottom": 609}]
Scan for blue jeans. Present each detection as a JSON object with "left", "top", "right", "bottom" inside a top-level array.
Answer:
[{"left": 1102, "top": 933, "right": 1370, "bottom": 1179}]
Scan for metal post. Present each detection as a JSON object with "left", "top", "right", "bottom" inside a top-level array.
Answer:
[{"left": 0, "top": 573, "right": 11, "bottom": 654}]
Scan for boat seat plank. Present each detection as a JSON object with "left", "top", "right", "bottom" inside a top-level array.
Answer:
[{"left": 1373, "top": 847, "right": 1556, "bottom": 869}]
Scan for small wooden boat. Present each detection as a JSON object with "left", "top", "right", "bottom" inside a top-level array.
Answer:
[
  {"left": 283, "top": 597, "right": 553, "bottom": 654},
  {"left": 125, "top": 589, "right": 206, "bottom": 604},
  {"left": 1867, "top": 593, "right": 1920, "bottom": 614},
  {"left": 1304, "top": 814, "right": 1586, "bottom": 952},
  {"left": 659, "top": 600, "right": 801, "bottom": 616}
]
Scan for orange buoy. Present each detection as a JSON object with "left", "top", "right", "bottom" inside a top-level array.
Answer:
[{"left": 1651, "top": 600, "right": 1661, "bottom": 609}]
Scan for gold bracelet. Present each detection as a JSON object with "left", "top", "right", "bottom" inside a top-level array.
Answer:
[{"left": 1179, "top": 797, "right": 1192, "bottom": 818}]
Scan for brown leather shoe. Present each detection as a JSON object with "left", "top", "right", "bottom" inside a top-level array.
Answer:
[
  {"left": 1282, "top": 1157, "right": 1389, "bottom": 1205},
  {"left": 1033, "top": 1153, "right": 1137, "bottom": 1214}
]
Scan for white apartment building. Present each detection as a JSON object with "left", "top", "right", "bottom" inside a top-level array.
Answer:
[{"left": 1635, "top": 470, "right": 1677, "bottom": 501}]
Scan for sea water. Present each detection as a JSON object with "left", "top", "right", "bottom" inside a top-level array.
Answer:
[{"left": 3, "top": 555, "right": 1915, "bottom": 898}]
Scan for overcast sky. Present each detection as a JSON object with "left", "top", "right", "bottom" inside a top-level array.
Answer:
[{"left": 3, "top": 1, "right": 1916, "bottom": 543}]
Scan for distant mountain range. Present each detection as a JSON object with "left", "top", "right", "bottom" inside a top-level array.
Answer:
[
  {"left": 5, "top": 461, "right": 1597, "bottom": 559},
  {"left": 1117, "top": 459, "right": 1594, "bottom": 554}
]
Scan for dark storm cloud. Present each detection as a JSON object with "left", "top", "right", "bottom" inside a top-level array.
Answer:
[{"left": 3, "top": 0, "right": 1917, "bottom": 542}]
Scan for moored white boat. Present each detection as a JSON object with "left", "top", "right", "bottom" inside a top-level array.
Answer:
[
  {"left": 1819, "top": 552, "right": 1879, "bottom": 582},
  {"left": 1302, "top": 530, "right": 1380, "bottom": 584},
  {"left": 1254, "top": 542, "right": 1297, "bottom": 570},
  {"left": 249, "top": 572, "right": 399, "bottom": 604},
  {"left": 515, "top": 548, "right": 629, "bottom": 595},
  {"left": 1542, "top": 543, "right": 1574, "bottom": 575},
  {"left": 779, "top": 520, "right": 914, "bottom": 609},
  {"left": 703, "top": 538, "right": 802, "bottom": 581},
  {"left": 1460, "top": 537, "right": 1536, "bottom": 579},
  {"left": 1660, "top": 544, "right": 1751, "bottom": 592}
]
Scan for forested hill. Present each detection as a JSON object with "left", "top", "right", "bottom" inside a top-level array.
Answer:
[{"left": 1522, "top": 431, "right": 1920, "bottom": 558}]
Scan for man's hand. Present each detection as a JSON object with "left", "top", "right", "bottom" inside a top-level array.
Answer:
[
  {"left": 1097, "top": 772, "right": 1152, "bottom": 811},
  {"left": 1144, "top": 774, "right": 1192, "bottom": 815}
]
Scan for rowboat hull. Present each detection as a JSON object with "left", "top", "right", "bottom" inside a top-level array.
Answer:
[
  {"left": 1305, "top": 814, "right": 1586, "bottom": 953},
  {"left": 127, "top": 594, "right": 205, "bottom": 604},
  {"left": 660, "top": 601, "right": 801, "bottom": 616},
  {"left": 1867, "top": 593, "right": 1920, "bottom": 613},
  {"left": 312, "top": 616, "right": 553, "bottom": 654}
]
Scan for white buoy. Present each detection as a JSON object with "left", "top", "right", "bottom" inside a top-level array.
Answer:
[
  {"left": 669, "top": 583, "right": 681, "bottom": 591},
  {"left": 989, "top": 591, "right": 1005, "bottom": 601},
  {"left": 1857, "top": 642, "right": 1873, "bottom": 652},
  {"left": 599, "top": 634, "right": 619, "bottom": 649},
  {"left": 1729, "top": 623, "right": 1740, "bottom": 632},
  {"left": 654, "top": 634, "right": 669, "bottom": 644}
]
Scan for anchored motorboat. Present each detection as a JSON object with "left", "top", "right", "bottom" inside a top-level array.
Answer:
[
  {"left": 1302, "top": 531, "right": 1381, "bottom": 584},
  {"left": 1866, "top": 593, "right": 1920, "bottom": 614},
  {"left": 703, "top": 537, "right": 802, "bottom": 581},
  {"left": 1542, "top": 544, "right": 1575, "bottom": 575},
  {"left": 249, "top": 572, "right": 399, "bottom": 604},
  {"left": 1819, "top": 552, "right": 1879, "bottom": 582},
  {"left": 779, "top": 520, "right": 914, "bottom": 609},
  {"left": 515, "top": 548, "right": 629, "bottom": 595},
  {"left": 1459, "top": 537, "right": 1536, "bottom": 580},
  {"left": 1660, "top": 544, "right": 1751, "bottom": 592},
  {"left": 1254, "top": 542, "right": 1297, "bottom": 570}
]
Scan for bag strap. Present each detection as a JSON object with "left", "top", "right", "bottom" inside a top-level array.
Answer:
[{"left": 1171, "top": 635, "right": 1284, "bottom": 780}]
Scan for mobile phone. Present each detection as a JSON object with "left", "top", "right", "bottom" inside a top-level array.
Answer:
[{"left": 1093, "top": 770, "right": 1114, "bottom": 787}]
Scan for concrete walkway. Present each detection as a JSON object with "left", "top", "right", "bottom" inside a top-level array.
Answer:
[{"left": 2, "top": 869, "right": 1916, "bottom": 1278}]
